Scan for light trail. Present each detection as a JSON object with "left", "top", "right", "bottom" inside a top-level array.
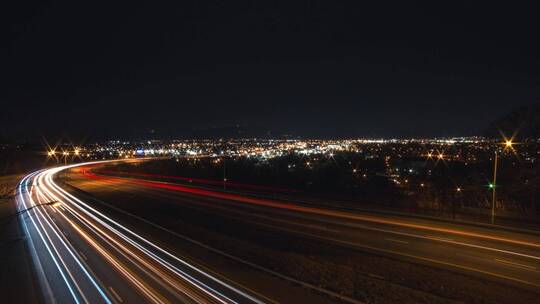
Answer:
[
  {"left": 45, "top": 171, "right": 251, "bottom": 303},
  {"left": 17, "top": 161, "right": 265, "bottom": 304},
  {"left": 92, "top": 169, "right": 299, "bottom": 194},
  {"left": 22, "top": 159, "right": 540, "bottom": 303},
  {"left": 31, "top": 174, "right": 112, "bottom": 304},
  {"left": 17, "top": 174, "right": 56, "bottom": 303},
  {"left": 82, "top": 170, "right": 540, "bottom": 250},
  {"left": 76, "top": 166, "right": 540, "bottom": 290},
  {"left": 48, "top": 170, "right": 264, "bottom": 304},
  {"left": 18, "top": 174, "right": 86, "bottom": 304},
  {"left": 34, "top": 170, "right": 169, "bottom": 304}
]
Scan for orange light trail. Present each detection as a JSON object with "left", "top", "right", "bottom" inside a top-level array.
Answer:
[{"left": 81, "top": 171, "right": 540, "bottom": 250}]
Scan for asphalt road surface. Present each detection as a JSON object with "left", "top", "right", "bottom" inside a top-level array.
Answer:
[
  {"left": 17, "top": 162, "right": 282, "bottom": 304},
  {"left": 17, "top": 160, "right": 540, "bottom": 303}
]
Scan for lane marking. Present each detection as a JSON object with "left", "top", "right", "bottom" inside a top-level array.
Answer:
[
  {"left": 20, "top": 176, "right": 85, "bottom": 304},
  {"left": 62, "top": 160, "right": 540, "bottom": 302},
  {"left": 83, "top": 172, "right": 540, "bottom": 292},
  {"left": 98, "top": 172, "right": 540, "bottom": 249},
  {"left": 250, "top": 220, "right": 540, "bottom": 288},
  {"left": 79, "top": 251, "right": 88, "bottom": 261},
  {"left": 455, "top": 252, "right": 480, "bottom": 260},
  {"left": 368, "top": 273, "right": 385, "bottom": 280},
  {"left": 494, "top": 258, "right": 538, "bottom": 271},
  {"left": 384, "top": 238, "right": 409, "bottom": 244},
  {"left": 429, "top": 236, "right": 453, "bottom": 242},
  {"left": 79, "top": 174, "right": 540, "bottom": 291},
  {"left": 113, "top": 182, "right": 540, "bottom": 276},
  {"left": 326, "top": 234, "right": 540, "bottom": 288},
  {"left": 16, "top": 173, "right": 56, "bottom": 304},
  {"left": 329, "top": 221, "right": 540, "bottom": 262},
  {"left": 64, "top": 177, "right": 363, "bottom": 304},
  {"left": 109, "top": 286, "right": 123, "bottom": 303},
  {"left": 49, "top": 170, "right": 249, "bottom": 304}
]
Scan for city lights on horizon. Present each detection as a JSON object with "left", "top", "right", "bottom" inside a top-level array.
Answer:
[{"left": 42, "top": 133, "right": 535, "bottom": 166}]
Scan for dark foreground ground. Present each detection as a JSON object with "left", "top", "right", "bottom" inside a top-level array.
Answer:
[
  {"left": 60, "top": 166, "right": 540, "bottom": 304},
  {"left": 0, "top": 175, "right": 41, "bottom": 304}
]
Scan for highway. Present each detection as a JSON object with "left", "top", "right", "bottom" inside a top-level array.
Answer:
[
  {"left": 16, "top": 162, "right": 272, "bottom": 304},
  {"left": 17, "top": 160, "right": 540, "bottom": 303}
]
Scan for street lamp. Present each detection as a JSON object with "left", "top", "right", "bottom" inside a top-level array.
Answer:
[
  {"left": 491, "top": 138, "right": 514, "bottom": 224},
  {"left": 491, "top": 151, "right": 498, "bottom": 224},
  {"left": 61, "top": 151, "right": 70, "bottom": 164},
  {"left": 223, "top": 157, "right": 227, "bottom": 191},
  {"left": 46, "top": 150, "right": 59, "bottom": 163},
  {"left": 453, "top": 187, "right": 463, "bottom": 219}
]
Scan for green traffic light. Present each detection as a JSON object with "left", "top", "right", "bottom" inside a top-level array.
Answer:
[{"left": 488, "top": 183, "right": 495, "bottom": 189}]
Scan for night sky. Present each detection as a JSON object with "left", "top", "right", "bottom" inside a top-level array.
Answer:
[{"left": 2, "top": 1, "right": 539, "bottom": 140}]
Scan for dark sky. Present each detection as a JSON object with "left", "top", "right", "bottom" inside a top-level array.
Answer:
[{"left": 2, "top": 1, "right": 539, "bottom": 140}]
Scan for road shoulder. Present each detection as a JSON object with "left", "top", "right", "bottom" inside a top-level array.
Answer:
[{"left": 0, "top": 175, "right": 42, "bottom": 304}]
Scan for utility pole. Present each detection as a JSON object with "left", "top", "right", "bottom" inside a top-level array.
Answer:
[
  {"left": 223, "top": 157, "right": 227, "bottom": 191},
  {"left": 491, "top": 151, "right": 498, "bottom": 224}
]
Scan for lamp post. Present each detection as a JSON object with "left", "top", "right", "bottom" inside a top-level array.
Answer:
[
  {"left": 452, "top": 187, "right": 462, "bottom": 220},
  {"left": 223, "top": 157, "right": 227, "bottom": 191},
  {"left": 491, "top": 139, "right": 514, "bottom": 224},
  {"left": 491, "top": 151, "right": 498, "bottom": 224}
]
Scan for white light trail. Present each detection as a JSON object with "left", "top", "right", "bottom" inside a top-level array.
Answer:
[{"left": 17, "top": 161, "right": 264, "bottom": 304}]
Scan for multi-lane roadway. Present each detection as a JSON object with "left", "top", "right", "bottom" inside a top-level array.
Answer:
[
  {"left": 17, "top": 160, "right": 540, "bottom": 303},
  {"left": 17, "top": 162, "right": 271, "bottom": 304}
]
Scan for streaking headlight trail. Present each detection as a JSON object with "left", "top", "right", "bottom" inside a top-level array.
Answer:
[{"left": 17, "top": 161, "right": 265, "bottom": 304}]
